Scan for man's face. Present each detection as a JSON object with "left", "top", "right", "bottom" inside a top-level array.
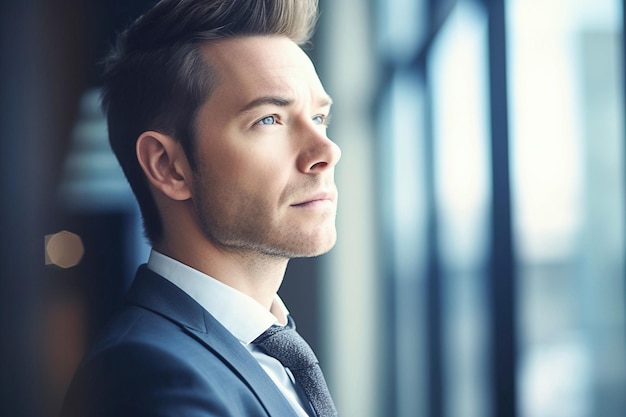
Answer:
[{"left": 189, "top": 36, "right": 341, "bottom": 259}]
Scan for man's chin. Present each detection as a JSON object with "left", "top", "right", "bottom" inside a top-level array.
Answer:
[
  {"left": 292, "top": 236, "right": 337, "bottom": 259},
  {"left": 237, "top": 229, "right": 337, "bottom": 259}
]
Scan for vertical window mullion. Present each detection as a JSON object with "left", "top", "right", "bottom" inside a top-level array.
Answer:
[{"left": 486, "top": 0, "right": 517, "bottom": 416}]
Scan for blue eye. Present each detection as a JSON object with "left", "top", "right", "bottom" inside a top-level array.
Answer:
[
  {"left": 256, "top": 115, "right": 277, "bottom": 125},
  {"left": 313, "top": 114, "right": 330, "bottom": 126}
]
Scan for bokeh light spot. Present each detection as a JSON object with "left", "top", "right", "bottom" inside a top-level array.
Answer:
[{"left": 45, "top": 231, "right": 84, "bottom": 269}]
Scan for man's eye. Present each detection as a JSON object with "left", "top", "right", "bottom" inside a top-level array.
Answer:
[
  {"left": 312, "top": 114, "right": 330, "bottom": 126},
  {"left": 256, "top": 115, "right": 277, "bottom": 125}
]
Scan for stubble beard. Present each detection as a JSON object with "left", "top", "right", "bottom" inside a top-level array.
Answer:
[{"left": 193, "top": 189, "right": 337, "bottom": 261}]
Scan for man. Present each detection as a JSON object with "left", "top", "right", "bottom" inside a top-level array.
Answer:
[{"left": 60, "top": 0, "right": 341, "bottom": 416}]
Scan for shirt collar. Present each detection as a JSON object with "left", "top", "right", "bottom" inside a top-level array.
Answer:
[{"left": 147, "top": 249, "right": 288, "bottom": 344}]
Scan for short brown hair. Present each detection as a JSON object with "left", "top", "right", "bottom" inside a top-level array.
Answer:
[{"left": 101, "top": 0, "right": 319, "bottom": 243}]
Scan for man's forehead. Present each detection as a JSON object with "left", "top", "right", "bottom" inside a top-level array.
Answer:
[{"left": 200, "top": 36, "right": 327, "bottom": 103}]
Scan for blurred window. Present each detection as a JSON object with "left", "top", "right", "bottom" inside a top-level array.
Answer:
[
  {"left": 430, "top": 3, "right": 491, "bottom": 417},
  {"left": 507, "top": 1, "right": 626, "bottom": 416},
  {"left": 375, "top": 0, "right": 625, "bottom": 416}
]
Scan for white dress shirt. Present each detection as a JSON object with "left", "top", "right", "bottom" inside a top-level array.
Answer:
[{"left": 147, "top": 250, "right": 314, "bottom": 417}]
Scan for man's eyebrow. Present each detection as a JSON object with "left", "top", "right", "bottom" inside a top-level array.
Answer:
[
  {"left": 319, "top": 96, "right": 333, "bottom": 108},
  {"left": 238, "top": 96, "right": 294, "bottom": 114},
  {"left": 238, "top": 95, "right": 334, "bottom": 115}
]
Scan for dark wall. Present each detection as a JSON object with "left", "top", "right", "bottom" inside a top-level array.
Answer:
[{"left": 0, "top": 2, "right": 155, "bottom": 416}]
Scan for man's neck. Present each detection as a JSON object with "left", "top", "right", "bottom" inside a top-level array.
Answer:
[{"left": 154, "top": 240, "right": 289, "bottom": 311}]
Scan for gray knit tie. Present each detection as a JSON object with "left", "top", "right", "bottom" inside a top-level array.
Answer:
[{"left": 253, "top": 316, "right": 338, "bottom": 417}]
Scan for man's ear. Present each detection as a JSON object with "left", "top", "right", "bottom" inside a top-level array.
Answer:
[{"left": 136, "top": 131, "right": 192, "bottom": 201}]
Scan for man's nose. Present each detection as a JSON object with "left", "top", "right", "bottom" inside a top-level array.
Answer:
[{"left": 296, "top": 124, "right": 342, "bottom": 174}]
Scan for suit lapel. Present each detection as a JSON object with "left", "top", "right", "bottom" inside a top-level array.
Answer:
[
  {"left": 127, "top": 266, "right": 299, "bottom": 417},
  {"left": 185, "top": 321, "right": 299, "bottom": 417}
]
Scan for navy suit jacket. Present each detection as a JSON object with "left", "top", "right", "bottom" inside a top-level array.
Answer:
[{"left": 60, "top": 265, "right": 301, "bottom": 417}]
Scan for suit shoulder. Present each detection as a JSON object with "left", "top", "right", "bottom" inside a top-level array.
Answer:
[
  {"left": 89, "top": 304, "right": 189, "bottom": 353},
  {"left": 61, "top": 309, "right": 248, "bottom": 417}
]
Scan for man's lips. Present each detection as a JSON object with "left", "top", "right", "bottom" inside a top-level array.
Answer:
[{"left": 290, "top": 191, "right": 337, "bottom": 207}]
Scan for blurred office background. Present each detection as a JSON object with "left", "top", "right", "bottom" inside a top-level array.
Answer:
[{"left": 1, "top": 0, "right": 624, "bottom": 416}]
